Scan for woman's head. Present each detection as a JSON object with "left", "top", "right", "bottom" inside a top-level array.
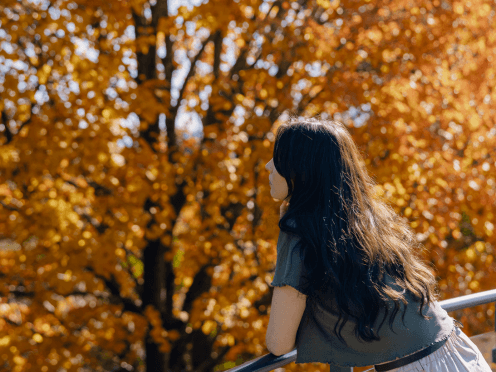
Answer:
[
  {"left": 270, "top": 116, "right": 439, "bottom": 345},
  {"left": 270, "top": 117, "right": 371, "bottom": 215}
]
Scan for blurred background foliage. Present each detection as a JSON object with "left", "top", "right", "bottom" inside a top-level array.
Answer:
[{"left": 0, "top": 0, "right": 495, "bottom": 371}]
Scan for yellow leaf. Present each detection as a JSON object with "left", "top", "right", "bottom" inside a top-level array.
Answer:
[
  {"left": 453, "top": 3, "right": 464, "bottom": 14},
  {"left": 468, "top": 116, "right": 481, "bottom": 130}
]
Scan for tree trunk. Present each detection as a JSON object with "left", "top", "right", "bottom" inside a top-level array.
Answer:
[{"left": 143, "top": 238, "right": 167, "bottom": 372}]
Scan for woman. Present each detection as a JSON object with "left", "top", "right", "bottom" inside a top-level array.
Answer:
[{"left": 264, "top": 117, "right": 491, "bottom": 371}]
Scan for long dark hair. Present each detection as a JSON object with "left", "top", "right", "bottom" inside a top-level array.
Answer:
[{"left": 274, "top": 116, "right": 439, "bottom": 345}]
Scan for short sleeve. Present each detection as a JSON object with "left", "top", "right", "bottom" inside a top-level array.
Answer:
[{"left": 270, "top": 229, "right": 311, "bottom": 296}]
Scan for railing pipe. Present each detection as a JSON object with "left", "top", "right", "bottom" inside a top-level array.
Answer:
[
  {"left": 227, "top": 289, "right": 496, "bottom": 372},
  {"left": 438, "top": 289, "right": 496, "bottom": 312}
]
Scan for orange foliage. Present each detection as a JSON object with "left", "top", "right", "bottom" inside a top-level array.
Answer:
[{"left": 0, "top": 0, "right": 495, "bottom": 371}]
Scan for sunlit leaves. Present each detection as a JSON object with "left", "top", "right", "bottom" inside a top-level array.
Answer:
[{"left": 1, "top": 0, "right": 496, "bottom": 371}]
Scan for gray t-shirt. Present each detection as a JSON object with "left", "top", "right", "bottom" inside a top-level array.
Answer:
[{"left": 270, "top": 229, "right": 455, "bottom": 371}]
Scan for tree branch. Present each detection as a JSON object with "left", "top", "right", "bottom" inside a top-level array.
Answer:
[
  {"left": 212, "top": 30, "right": 223, "bottom": 80},
  {"left": 175, "top": 32, "right": 216, "bottom": 110},
  {"left": 181, "top": 264, "right": 213, "bottom": 314},
  {"left": 0, "top": 201, "right": 18, "bottom": 211},
  {"left": 151, "top": 0, "right": 168, "bottom": 26},
  {"left": 84, "top": 267, "right": 143, "bottom": 315},
  {"left": 153, "top": 0, "right": 175, "bottom": 87},
  {"left": 1, "top": 315, "right": 22, "bottom": 327},
  {"left": 1, "top": 109, "right": 13, "bottom": 145}
]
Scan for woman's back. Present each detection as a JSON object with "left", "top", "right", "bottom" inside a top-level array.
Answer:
[{"left": 271, "top": 229, "right": 455, "bottom": 369}]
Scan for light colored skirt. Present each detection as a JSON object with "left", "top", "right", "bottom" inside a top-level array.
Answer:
[{"left": 373, "top": 323, "right": 493, "bottom": 372}]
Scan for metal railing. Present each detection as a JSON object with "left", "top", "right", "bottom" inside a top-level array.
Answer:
[{"left": 228, "top": 289, "right": 496, "bottom": 372}]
